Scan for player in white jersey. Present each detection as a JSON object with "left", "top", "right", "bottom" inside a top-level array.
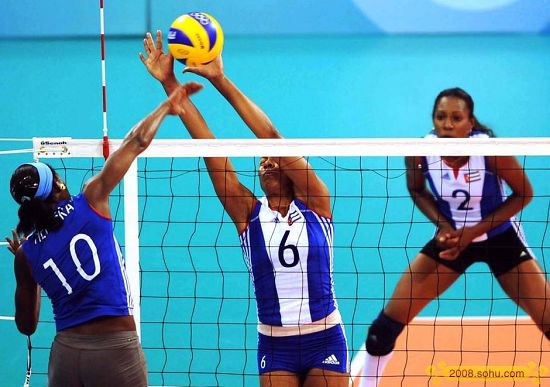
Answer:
[
  {"left": 140, "top": 31, "right": 349, "bottom": 387},
  {"left": 359, "top": 88, "right": 550, "bottom": 387},
  {"left": 6, "top": 84, "right": 201, "bottom": 387}
]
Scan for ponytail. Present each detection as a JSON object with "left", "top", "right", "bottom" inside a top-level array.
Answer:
[
  {"left": 16, "top": 196, "right": 63, "bottom": 236},
  {"left": 472, "top": 116, "right": 495, "bottom": 138}
]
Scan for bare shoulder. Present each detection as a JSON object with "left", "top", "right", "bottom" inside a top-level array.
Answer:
[{"left": 486, "top": 155, "right": 523, "bottom": 175}]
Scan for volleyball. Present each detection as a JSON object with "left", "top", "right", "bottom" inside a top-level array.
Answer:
[{"left": 167, "top": 12, "right": 224, "bottom": 67}]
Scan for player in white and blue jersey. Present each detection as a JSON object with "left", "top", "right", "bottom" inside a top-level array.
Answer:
[
  {"left": 6, "top": 83, "right": 202, "bottom": 387},
  {"left": 140, "top": 31, "right": 349, "bottom": 387},
  {"left": 359, "top": 88, "right": 550, "bottom": 387}
]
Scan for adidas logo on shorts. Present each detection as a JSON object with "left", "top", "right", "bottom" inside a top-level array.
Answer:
[{"left": 322, "top": 354, "right": 340, "bottom": 365}]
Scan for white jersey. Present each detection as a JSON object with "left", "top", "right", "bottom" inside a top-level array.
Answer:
[
  {"left": 423, "top": 130, "right": 512, "bottom": 242},
  {"left": 239, "top": 196, "right": 337, "bottom": 327}
]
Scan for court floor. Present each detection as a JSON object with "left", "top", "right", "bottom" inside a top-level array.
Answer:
[{"left": 351, "top": 317, "right": 550, "bottom": 386}]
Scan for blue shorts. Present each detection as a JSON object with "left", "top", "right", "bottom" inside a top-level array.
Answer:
[{"left": 257, "top": 324, "right": 349, "bottom": 375}]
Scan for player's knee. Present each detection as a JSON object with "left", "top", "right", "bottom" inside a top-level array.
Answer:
[{"left": 365, "top": 312, "right": 405, "bottom": 356}]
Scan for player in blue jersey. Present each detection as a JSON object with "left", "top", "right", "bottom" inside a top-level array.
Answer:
[
  {"left": 6, "top": 83, "right": 202, "bottom": 387},
  {"left": 359, "top": 88, "right": 550, "bottom": 387},
  {"left": 140, "top": 31, "right": 349, "bottom": 387}
]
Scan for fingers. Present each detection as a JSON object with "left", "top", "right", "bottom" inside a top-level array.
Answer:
[
  {"left": 439, "top": 247, "right": 459, "bottom": 260},
  {"left": 143, "top": 32, "right": 157, "bottom": 55},
  {"left": 143, "top": 35, "right": 152, "bottom": 55},
  {"left": 138, "top": 52, "right": 147, "bottom": 65},
  {"left": 6, "top": 230, "right": 21, "bottom": 255},
  {"left": 155, "top": 30, "right": 163, "bottom": 50},
  {"left": 147, "top": 31, "right": 155, "bottom": 49},
  {"left": 182, "top": 66, "right": 198, "bottom": 75}
]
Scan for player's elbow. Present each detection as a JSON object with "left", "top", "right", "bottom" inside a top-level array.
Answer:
[
  {"left": 519, "top": 188, "right": 533, "bottom": 207},
  {"left": 124, "top": 124, "right": 154, "bottom": 153},
  {"left": 132, "top": 132, "right": 152, "bottom": 153},
  {"left": 510, "top": 189, "right": 533, "bottom": 210},
  {"left": 15, "top": 316, "right": 37, "bottom": 336},
  {"left": 407, "top": 187, "right": 425, "bottom": 203}
]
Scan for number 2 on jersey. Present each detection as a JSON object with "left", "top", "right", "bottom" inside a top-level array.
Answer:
[{"left": 452, "top": 189, "right": 473, "bottom": 211}]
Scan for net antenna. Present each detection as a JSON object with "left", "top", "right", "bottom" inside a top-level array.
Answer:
[
  {"left": 22, "top": 335, "right": 31, "bottom": 387},
  {"left": 99, "top": 0, "right": 110, "bottom": 160}
]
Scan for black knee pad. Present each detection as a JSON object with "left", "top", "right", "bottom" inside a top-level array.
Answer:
[{"left": 365, "top": 312, "right": 405, "bottom": 356}]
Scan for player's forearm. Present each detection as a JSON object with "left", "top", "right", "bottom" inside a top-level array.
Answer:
[
  {"left": 210, "top": 75, "right": 280, "bottom": 139},
  {"left": 159, "top": 74, "right": 180, "bottom": 96},
  {"left": 411, "top": 190, "right": 453, "bottom": 230},
  {"left": 15, "top": 288, "right": 40, "bottom": 335},
  {"left": 123, "top": 102, "right": 170, "bottom": 152},
  {"left": 176, "top": 98, "right": 215, "bottom": 140},
  {"left": 471, "top": 194, "right": 532, "bottom": 236}
]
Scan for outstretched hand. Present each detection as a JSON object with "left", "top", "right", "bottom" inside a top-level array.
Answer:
[
  {"left": 164, "top": 82, "right": 203, "bottom": 116},
  {"left": 139, "top": 30, "right": 175, "bottom": 83},
  {"left": 183, "top": 54, "right": 224, "bottom": 82},
  {"left": 6, "top": 229, "right": 25, "bottom": 256}
]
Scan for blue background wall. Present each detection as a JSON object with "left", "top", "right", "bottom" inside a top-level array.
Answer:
[
  {"left": 1, "top": 2, "right": 550, "bottom": 386},
  {"left": 2, "top": 0, "right": 550, "bottom": 38}
]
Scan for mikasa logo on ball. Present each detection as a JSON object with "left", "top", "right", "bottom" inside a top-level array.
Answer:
[
  {"left": 189, "top": 12, "right": 211, "bottom": 25},
  {"left": 167, "top": 31, "right": 176, "bottom": 40}
]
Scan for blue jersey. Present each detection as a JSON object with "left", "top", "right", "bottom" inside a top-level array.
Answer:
[
  {"left": 22, "top": 193, "right": 133, "bottom": 331},
  {"left": 240, "top": 197, "right": 337, "bottom": 326},
  {"left": 423, "top": 131, "right": 512, "bottom": 241}
]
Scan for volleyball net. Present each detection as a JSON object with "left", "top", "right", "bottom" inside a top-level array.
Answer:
[{"left": 5, "top": 136, "right": 550, "bottom": 386}]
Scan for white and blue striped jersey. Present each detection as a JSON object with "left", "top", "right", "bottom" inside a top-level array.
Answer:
[
  {"left": 423, "top": 130, "right": 512, "bottom": 241},
  {"left": 22, "top": 193, "right": 133, "bottom": 331},
  {"left": 240, "top": 196, "right": 337, "bottom": 327}
]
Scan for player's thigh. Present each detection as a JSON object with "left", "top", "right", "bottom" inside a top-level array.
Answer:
[
  {"left": 497, "top": 259, "right": 550, "bottom": 329},
  {"left": 260, "top": 371, "right": 301, "bottom": 387},
  {"left": 48, "top": 339, "right": 81, "bottom": 387},
  {"left": 303, "top": 368, "right": 349, "bottom": 387},
  {"left": 384, "top": 253, "right": 461, "bottom": 323},
  {"left": 81, "top": 337, "right": 147, "bottom": 387}
]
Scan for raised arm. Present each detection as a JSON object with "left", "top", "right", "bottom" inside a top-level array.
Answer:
[
  {"left": 184, "top": 54, "right": 331, "bottom": 217},
  {"left": 83, "top": 83, "right": 201, "bottom": 217},
  {"left": 140, "top": 31, "right": 256, "bottom": 232}
]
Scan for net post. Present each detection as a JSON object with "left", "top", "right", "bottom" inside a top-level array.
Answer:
[{"left": 123, "top": 160, "right": 141, "bottom": 338}]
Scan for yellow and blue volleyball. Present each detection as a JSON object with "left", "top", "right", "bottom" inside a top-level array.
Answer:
[{"left": 167, "top": 12, "right": 224, "bottom": 67}]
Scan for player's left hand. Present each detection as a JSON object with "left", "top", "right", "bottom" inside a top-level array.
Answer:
[
  {"left": 5, "top": 229, "right": 25, "bottom": 256},
  {"left": 438, "top": 227, "right": 476, "bottom": 260},
  {"left": 140, "top": 30, "right": 175, "bottom": 83}
]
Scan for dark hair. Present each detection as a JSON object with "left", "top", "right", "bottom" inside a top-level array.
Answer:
[
  {"left": 432, "top": 87, "right": 495, "bottom": 137},
  {"left": 10, "top": 164, "right": 63, "bottom": 235}
]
